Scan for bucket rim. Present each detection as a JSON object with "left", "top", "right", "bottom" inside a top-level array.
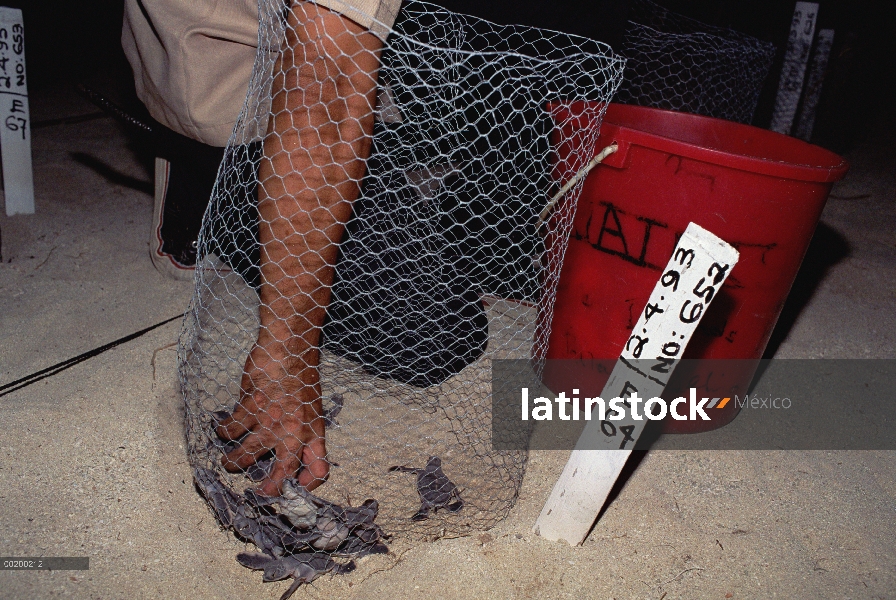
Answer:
[{"left": 549, "top": 102, "right": 849, "bottom": 184}]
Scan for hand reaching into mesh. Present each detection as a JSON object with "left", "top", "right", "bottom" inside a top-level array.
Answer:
[
  {"left": 217, "top": 344, "right": 329, "bottom": 495},
  {"left": 217, "top": 3, "right": 384, "bottom": 496}
]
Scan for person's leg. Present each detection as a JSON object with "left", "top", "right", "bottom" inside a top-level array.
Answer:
[
  {"left": 150, "top": 131, "right": 226, "bottom": 279},
  {"left": 217, "top": 1, "right": 389, "bottom": 495}
]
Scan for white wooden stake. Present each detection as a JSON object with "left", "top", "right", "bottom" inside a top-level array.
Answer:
[
  {"left": 0, "top": 7, "right": 34, "bottom": 216},
  {"left": 793, "top": 29, "right": 834, "bottom": 141},
  {"left": 769, "top": 2, "right": 818, "bottom": 135},
  {"left": 534, "top": 222, "right": 739, "bottom": 545}
]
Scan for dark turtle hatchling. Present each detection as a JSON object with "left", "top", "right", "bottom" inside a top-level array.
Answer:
[
  {"left": 323, "top": 393, "right": 344, "bottom": 427},
  {"left": 244, "top": 478, "right": 389, "bottom": 556},
  {"left": 237, "top": 552, "right": 355, "bottom": 600},
  {"left": 389, "top": 456, "right": 464, "bottom": 520}
]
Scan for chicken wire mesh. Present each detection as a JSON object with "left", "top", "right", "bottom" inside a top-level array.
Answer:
[
  {"left": 614, "top": 0, "right": 776, "bottom": 123},
  {"left": 177, "top": 0, "right": 623, "bottom": 587}
]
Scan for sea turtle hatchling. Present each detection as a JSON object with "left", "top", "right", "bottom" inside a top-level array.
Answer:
[
  {"left": 244, "top": 478, "right": 389, "bottom": 555},
  {"left": 237, "top": 552, "right": 355, "bottom": 600},
  {"left": 388, "top": 456, "right": 464, "bottom": 521}
]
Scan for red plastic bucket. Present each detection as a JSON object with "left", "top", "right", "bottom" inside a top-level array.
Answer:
[{"left": 542, "top": 103, "right": 849, "bottom": 433}]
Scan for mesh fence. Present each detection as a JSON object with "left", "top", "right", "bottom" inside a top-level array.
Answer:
[
  {"left": 178, "top": 0, "right": 623, "bottom": 589},
  {"left": 614, "top": 0, "right": 776, "bottom": 124}
]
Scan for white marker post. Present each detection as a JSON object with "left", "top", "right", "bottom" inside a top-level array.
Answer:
[
  {"left": 769, "top": 2, "right": 818, "bottom": 135},
  {"left": 0, "top": 7, "right": 34, "bottom": 216},
  {"left": 534, "top": 222, "right": 739, "bottom": 545},
  {"left": 793, "top": 29, "right": 834, "bottom": 142}
]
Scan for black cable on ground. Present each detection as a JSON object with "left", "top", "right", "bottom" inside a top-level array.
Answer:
[
  {"left": 32, "top": 112, "right": 109, "bottom": 129},
  {"left": 0, "top": 313, "right": 185, "bottom": 398}
]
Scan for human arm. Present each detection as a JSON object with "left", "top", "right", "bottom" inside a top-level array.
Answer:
[{"left": 216, "top": 1, "right": 384, "bottom": 496}]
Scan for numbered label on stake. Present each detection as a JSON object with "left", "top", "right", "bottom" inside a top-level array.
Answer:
[
  {"left": 620, "top": 223, "right": 739, "bottom": 388},
  {"left": 0, "top": 6, "right": 34, "bottom": 216},
  {"left": 576, "top": 222, "right": 740, "bottom": 452},
  {"left": 536, "top": 222, "right": 739, "bottom": 546}
]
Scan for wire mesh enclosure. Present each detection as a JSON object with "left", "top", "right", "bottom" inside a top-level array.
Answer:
[
  {"left": 178, "top": 0, "right": 623, "bottom": 583},
  {"left": 615, "top": 0, "right": 776, "bottom": 123}
]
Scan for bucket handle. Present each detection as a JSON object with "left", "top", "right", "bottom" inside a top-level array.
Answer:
[{"left": 537, "top": 142, "right": 618, "bottom": 228}]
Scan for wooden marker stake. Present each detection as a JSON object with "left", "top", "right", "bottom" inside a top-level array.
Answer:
[
  {"left": 0, "top": 7, "right": 34, "bottom": 216},
  {"left": 534, "top": 222, "right": 739, "bottom": 545}
]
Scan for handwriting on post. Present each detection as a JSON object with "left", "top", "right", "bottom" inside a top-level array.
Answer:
[
  {"left": 578, "top": 223, "right": 739, "bottom": 450},
  {"left": 0, "top": 6, "right": 34, "bottom": 216},
  {"left": 0, "top": 19, "right": 26, "bottom": 135}
]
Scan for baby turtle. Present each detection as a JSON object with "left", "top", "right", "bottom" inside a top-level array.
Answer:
[
  {"left": 244, "top": 479, "right": 389, "bottom": 555},
  {"left": 389, "top": 456, "right": 464, "bottom": 521},
  {"left": 237, "top": 552, "right": 355, "bottom": 600},
  {"left": 245, "top": 478, "right": 321, "bottom": 529},
  {"left": 194, "top": 468, "right": 285, "bottom": 556},
  {"left": 193, "top": 467, "right": 240, "bottom": 527},
  {"left": 323, "top": 393, "right": 344, "bottom": 427}
]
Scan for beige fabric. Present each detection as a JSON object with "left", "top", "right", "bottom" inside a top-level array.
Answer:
[
  {"left": 122, "top": 0, "right": 402, "bottom": 147},
  {"left": 316, "top": 0, "right": 401, "bottom": 40}
]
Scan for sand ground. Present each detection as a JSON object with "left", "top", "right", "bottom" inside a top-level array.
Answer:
[{"left": 0, "top": 82, "right": 894, "bottom": 599}]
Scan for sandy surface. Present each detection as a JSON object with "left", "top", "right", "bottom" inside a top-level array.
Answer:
[{"left": 1, "top": 84, "right": 894, "bottom": 599}]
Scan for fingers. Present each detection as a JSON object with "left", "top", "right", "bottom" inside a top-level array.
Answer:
[
  {"left": 216, "top": 365, "right": 328, "bottom": 495},
  {"left": 222, "top": 431, "right": 270, "bottom": 471},
  {"left": 216, "top": 369, "right": 260, "bottom": 441},
  {"left": 254, "top": 425, "right": 327, "bottom": 495},
  {"left": 258, "top": 440, "right": 304, "bottom": 497},
  {"left": 221, "top": 415, "right": 327, "bottom": 495},
  {"left": 297, "top": 437, "right": 329, "bottom": 491},
  {"left": 215, "top": 405, "right": 254, "bottom": 441}
]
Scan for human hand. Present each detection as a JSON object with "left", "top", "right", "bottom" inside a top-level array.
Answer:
[{"left": 216, "top": 345, "right": 329, "bottom": 496}]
